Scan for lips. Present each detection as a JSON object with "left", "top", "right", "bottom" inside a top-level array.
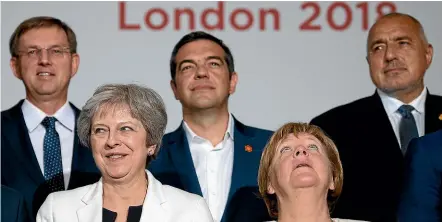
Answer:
[
  {"left": 192, "top": 85, "right": 214, "bottom": 90},
  {"left": 384, "top": 67, "right": 407, "bottom": 74},
  {"left": 295, "top": 163, "right": 312, "bottom": 169},
  {"left": 37, "top": 72, "right": 55, "bottom": 76},
  {"left": 105, "top": 153, "right": 128, "bottom": 160}
]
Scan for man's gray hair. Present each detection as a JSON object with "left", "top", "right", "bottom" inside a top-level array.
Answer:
[{"left": 77, "top": 83, "right": 167, "bottom": 162}]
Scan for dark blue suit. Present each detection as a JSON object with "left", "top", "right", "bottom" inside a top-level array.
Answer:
[
  {"left": 1, "top": 100, "right": 101, "bottom": 221},
  {"left": 1, "top": 185, "right": 29, "bottom": 222},
  {"left": 398, "top": 129, "right": 442, "bottom": 222},
  {"left": 149, "top": 117, "right": 273, "bottom": 222}
]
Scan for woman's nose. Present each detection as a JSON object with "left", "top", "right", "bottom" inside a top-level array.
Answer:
[
  {"left": 105, "top": 131, "right": 121, "bottom": 149},
  {"left": 294, "top": 146, "right": 309, "bottom": 157}
]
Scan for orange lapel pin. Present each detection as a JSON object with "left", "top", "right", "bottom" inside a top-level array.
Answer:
[
  {"left": 245, "top": 145, "right": 253, "bottom": 152},
  {"left": 439, "top": 114, "right": 442, "bottom": 121}
]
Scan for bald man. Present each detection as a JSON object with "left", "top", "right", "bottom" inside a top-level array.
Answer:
[{"left": 311, "top": 13, "right": 442, "bottom": 222}]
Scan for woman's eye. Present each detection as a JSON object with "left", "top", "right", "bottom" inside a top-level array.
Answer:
[
  {"left": 120, "top": 126, "right": 133, "bottom": 131},
  {"left": 93, "top": 128, "right": 106, "bottom": 134},
  {"left": 280, "top": 146, "right": 291, "bottom": 153},
  {"left": 307, "top": 144, "right": 318, "bottom": 150}
]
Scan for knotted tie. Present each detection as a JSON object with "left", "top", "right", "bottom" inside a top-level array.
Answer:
[
  {"left": 41, "top": 117, "right": 65, "bottom": 192},
  {"left": 397, "top": 105, "right": 419, "bottom": 155}
]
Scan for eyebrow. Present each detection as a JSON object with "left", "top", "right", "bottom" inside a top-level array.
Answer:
[
  {"left": 394, "top": 36, "right": 412, "bottom": 42},
  {"left": 206, "top": 56, "right": 224, "bottom": 64},
  {"left": 24, "top": 44, "right": 66, "bottom": 48},
  {"left": 369, "top": 39, "right": 386, "bottom": 49},
  {"left": 177, "top": 59, "right": 196, "bottom": 70},
  {"left": 177, "top": 56, "right": 225, "bottom": 70},
  {"left": 370, "top": 35, "right": 413, "bottom": 49}
]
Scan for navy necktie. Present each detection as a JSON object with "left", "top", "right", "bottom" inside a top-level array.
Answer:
[
  {"left": 397, "top": 105, "right": 419, "bottom": 155},
  {"left": 41, "top": 117, "right": 65, "bottom": 192}
]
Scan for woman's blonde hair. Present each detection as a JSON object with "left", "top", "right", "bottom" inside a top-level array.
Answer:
[{"left": 257, "top": 122, "right": 343, "bottom": 218}]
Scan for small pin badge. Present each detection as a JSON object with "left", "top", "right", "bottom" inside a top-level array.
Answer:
[
  {"left": 245, "top": 145, "right": 253, "bottom": 152},
  {"left": 439, "top": 114, "right": 442, "bottom": 121}
]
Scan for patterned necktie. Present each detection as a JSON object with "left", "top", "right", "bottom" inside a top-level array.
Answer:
[
  {"left": 397, "top": 105, "right": 419, "bottom": 155},
  {"left": 41, "top": 117, "right": 65, "bottom": 192}
]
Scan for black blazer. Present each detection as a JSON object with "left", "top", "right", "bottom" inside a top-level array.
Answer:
[
  {"left": 1, "top": 100, "right": 101, "bottom": 221},
  {"left": 310, "top": 91, "right": 442, "bottom": 222}
]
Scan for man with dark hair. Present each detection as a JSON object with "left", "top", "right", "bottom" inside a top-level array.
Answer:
[
  {"left": 311, "top": 13, "right": 442, "bottom": 221},
  {"left": 149, "top": 31, "right": 273, "bottom": 222},
  {"left": 1, "top": 16, "right": 100, "bottom": 221}
]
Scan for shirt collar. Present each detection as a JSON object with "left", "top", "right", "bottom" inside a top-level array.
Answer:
[
  {"left": 21, "top": 99, "right": 76, "bottom": 132},
  {"left": 377, "top": 87, "right": 427, "bottom": 115},
  {"left": 182, "top": 113, "right": 235, "bottom": 143}
]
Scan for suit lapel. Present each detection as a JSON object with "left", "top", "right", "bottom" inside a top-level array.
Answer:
[
  {"left": 140, "top": 170, "right": 167, "bottom": 222},
  {"left": 424, "top": 93, "right": 442, "bottom": 134},
  {"left": 69, "top": 104, "right": 84, "bottom": 189},
  {"left": 77, "top": 180, "right": 102, "bottom": 222},
  {"left": 167, "top": 126, "right": 202, "bottom": 196},
  {"left": 228, "top": 118, "right": 257, "bottom": 202},
  {"left": 370, "top": 92, "right": 403, "bottom": 157},
  {"left": 4, "top": 100, "right": 45, "bottom": 184}
]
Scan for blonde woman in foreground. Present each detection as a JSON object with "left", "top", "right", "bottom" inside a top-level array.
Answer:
[{"left": 258, "top": 123, "right": 367, "bottom": 222}]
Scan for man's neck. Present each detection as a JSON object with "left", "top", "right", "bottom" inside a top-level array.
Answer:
[
  {"left": 26, "top": 93, "right": 68, "bottom": 115},
  {"left": 388, "top": 84, "right": 425, "bottom": 104},
  {"left": 183, "top": 107, "right": 230, "bottom": 146},
  {"left": 277, "top": 189, "right": 331, "bottom": 222}
]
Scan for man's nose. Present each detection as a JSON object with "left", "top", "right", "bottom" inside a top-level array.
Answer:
[
  {"left": 195, "top": 64, "right": 209, "bottom": 79},
  {"left": 37, "top": 49, "right": 51, "bottom": 65}
]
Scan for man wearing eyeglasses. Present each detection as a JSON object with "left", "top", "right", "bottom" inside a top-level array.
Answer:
[{"left": 1, "top": 16, "right": 100, "bottom": 222}]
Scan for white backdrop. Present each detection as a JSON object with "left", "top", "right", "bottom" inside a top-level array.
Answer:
[{"left": 2, "top": 1, "right": 441, "bottom": 133}]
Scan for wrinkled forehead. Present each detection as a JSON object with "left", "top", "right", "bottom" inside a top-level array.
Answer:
[{"left": 368, "top": 16, "right": 422, "bottom": 44}]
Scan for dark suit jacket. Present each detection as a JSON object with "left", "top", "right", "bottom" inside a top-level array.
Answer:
[
  {"left": 1, "top": 100, "right": 101, "bottom": 221},
  {"left": 310, "top": 91, "right": 442, "bottom": 222},
  {"left": 398, "top": 129, "right": 442, "bottom": 222},
  {"left": 148, "top": 117, "right": 273, "bottom": 222},
  {"left": 1, "top": 185, "right": 29, "bottom": 222}
]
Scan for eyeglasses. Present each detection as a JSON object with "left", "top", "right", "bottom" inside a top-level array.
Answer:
[{"left": 17, "top": 46, "right": 71, "bottom": 60}]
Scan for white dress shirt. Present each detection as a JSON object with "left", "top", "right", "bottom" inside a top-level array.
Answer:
[
  {"left": 378, "top": 87, "right": 427, "bottom": 147},
  {"left": 182, "top": 114, "right": 234, "bottom": 222},
  {"left": 21, "top": 99, "right": 76, "bottom": 189}
]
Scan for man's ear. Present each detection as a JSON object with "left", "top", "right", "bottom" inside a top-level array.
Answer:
[
  {"left": 229, "top": 72, "right": 238, "bottom": 95},
  {"left": 70, "top": 53, "right": 80, "bottom": 78},
  {"left": 170, "top": 80, "right": 179, "bottom": 100},
  {"left": 10, "top": 57, "right": 22, "bottom": 80}
]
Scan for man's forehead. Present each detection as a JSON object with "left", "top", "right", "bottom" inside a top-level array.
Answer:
[
  {"left": 176, "top": 40, "right": 224, "bottom": 59},
  {"left": 20, "top": 27, "right": 68, "bottom": 46},
  {"left": 368, "top": 17, "right": 420, "bottom": 42}
]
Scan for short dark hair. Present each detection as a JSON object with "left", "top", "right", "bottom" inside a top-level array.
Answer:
[
  {"left": 9, "top": 16, "right": 77, "bottom": 58},
  {"left": 169, "top": 31, "right": 235, "bottom": 81}
]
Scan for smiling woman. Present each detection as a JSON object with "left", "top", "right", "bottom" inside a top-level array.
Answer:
[
  {"left": 36, "top": 83, "right": 214, "bottom": 222},
  {"left": 258, "top": 123, "right": 365, "bottom": 222}
]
